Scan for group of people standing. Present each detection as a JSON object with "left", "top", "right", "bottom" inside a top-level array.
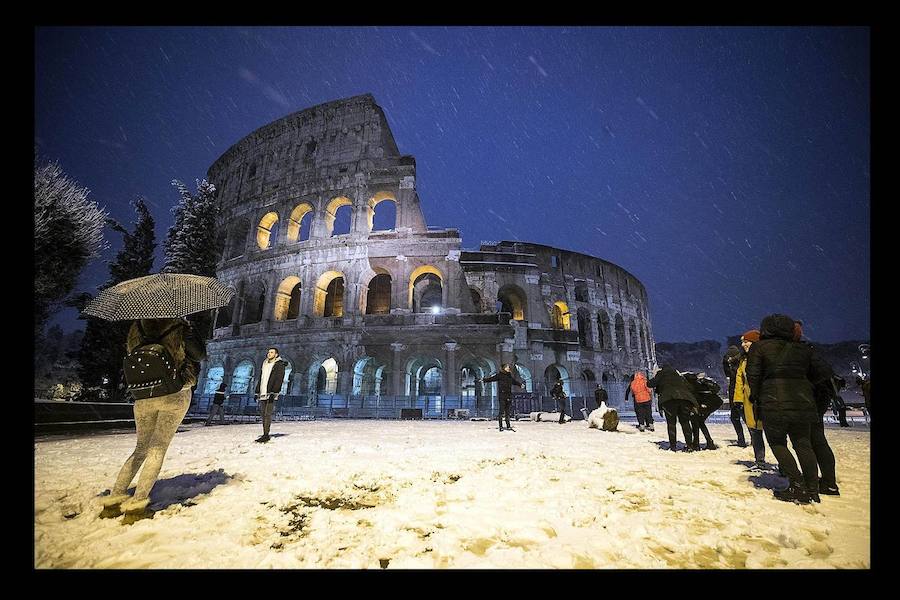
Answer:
[{"left": 722, "top": 315, "right": 844, "bottom": 504}]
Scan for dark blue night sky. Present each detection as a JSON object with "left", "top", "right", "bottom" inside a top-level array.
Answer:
[{"left": 34, "top": 26, "right": 870, "bottom": 343}]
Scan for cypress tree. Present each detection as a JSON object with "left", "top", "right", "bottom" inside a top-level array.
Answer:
[{"left": 162, "top": 179, "right": 223, "bottom": 339}]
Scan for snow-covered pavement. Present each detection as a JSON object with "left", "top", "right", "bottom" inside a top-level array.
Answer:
[{"left": 34, "top": 419, "right": 870, "bottom": 568}]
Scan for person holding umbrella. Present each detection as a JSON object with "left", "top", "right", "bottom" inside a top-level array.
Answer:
[{"left": 86, "top": 273, "right": 233, "bottom": 524}]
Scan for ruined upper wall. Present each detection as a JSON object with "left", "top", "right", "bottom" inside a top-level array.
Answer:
[{"left": 207, "top": 94, "right": 407, "bottom": 206}]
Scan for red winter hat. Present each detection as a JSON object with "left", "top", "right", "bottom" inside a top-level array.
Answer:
[{"left": 741, "top": 330, "right": 760, "bottom": 343}]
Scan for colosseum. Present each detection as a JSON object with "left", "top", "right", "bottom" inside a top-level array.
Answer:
[{"left": 197, "top": 94, "right": 658, "bottom": 420}]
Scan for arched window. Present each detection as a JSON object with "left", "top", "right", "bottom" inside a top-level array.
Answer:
[
  {"left": 615, "top": 314, "right": 626, "bottom": 350},
  {"left": 324, "top": 277, "right": 345, "bottom": 317},
  {"left": 543, "top": 364, "right": 570, "bottom": 397},
  {"left": 225, "top": 218, "right": 250, "bottom": 259},
  {"left": 314, "top": 271, "right": 345, "bottom": 317},
  {"left": 256, "top": 212, "right": 280, "bottom": 249},
  {"left": 629, "top": 318, "right": 640, "bottom": 356},
  {"left": 279, "top": 360, "right": 293, "bottom": 396},
  {"left": 597, "top": 311, "right": 611, "bottom": 349},
  {"left": 326, "top": 196, "right": 353, "bottom": 237},
  {"left": 287, "top": 203, "right": 314, "bottom": 242},
  {"left": 551, "top": 301, "right": 571, "bottom": 330},
  {"left": 408, "top": 266, "right": 444, "bottom": 312},
  {"left": 421, "top": 366, "right": 442, "bottom": 395},
  {"left": 215, "top": 296, "right": 236, "bottom": 328},
  {"left": 469, "top": 288, "right": 482, "bottom": 312},
  {"left": 497, "top": 285, "right": 527, "bottom": 321},
  {"left": 353, "top": 357, "right": 378, "bottom": 395},
  {"left": 413, "top": 273, "right": 442, "bottom": 313},
  {"left": 273, "top": 276, "right": 301, "bottom": 320},
  {"left": 577, "top": 308, "right": 592, "bottom": 348},
  {"left": 575, "top": 282, "right": 589, "bottom": 303},
  {"left": 365, "top": 273, "right": 392, "bottom": 315},
  {"left": 460, "top": 367, "right": 478, "bottom": 398},
  {"left": 369, "top": 193, "right": 397, "bottom": 232},
  {"left": 242, "top": 282, "right": 265, "bottom": 324}
]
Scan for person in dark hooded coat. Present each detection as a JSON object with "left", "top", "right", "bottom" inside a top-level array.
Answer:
[
  {"left": 723, "top": 345, "right": 747, "bottom": 446},
  {"left": 647, "top": 365, "right": 699, "bottom": 451},
  {"left": 746, "top": 314, "right": 832, "bottom": 504}
]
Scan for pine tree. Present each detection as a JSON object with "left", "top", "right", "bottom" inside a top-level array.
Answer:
[
  {"left": 34, "top": 156, "right": 108, "bottom": 339},
  {"left": 163, "top": 179, "right": 223, "bottom": 339},
  {"left": 77, "top": 199, "right": 156, "bottom": 400}
]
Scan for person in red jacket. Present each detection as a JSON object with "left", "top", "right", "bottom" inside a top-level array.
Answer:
[{"left": 624, "top": 371, "right": 655, "bottom": 432}]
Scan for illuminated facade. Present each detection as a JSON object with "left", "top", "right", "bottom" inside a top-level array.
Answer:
[{"left": 199, "top": 95, "right": 657, "bottom": 416}]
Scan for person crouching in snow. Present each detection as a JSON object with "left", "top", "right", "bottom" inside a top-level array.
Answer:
[
  {"left": 100, "top": 317, "right": 206, "bottom": 523},
  {"left": 624, "top": 370, "right": 654, "bottom": 431},
  {"left": 479, "top": 363, "right": 523, "bottom": 431},
  {"left": 587, "top": 401, "right": 619, "bottom": 431},
  {"left": 648, "top": 365, "right": 700, "bottom": 451}
]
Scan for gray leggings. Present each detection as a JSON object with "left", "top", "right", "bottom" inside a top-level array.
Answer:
[{"left": 111, "top": 387, "right": 192, "bottom": 503}]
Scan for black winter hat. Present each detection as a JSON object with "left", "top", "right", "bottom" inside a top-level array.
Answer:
[{"left": 760, "top": 314, "right": 796, "bottom": 341}]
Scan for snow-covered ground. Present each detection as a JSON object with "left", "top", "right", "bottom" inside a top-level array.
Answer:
[{"left": 34, "top": 418, "right": 870, "bottom": 569}]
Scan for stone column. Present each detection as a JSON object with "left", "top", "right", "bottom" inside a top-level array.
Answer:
[
  {"left": 391, "top": 342, "right": 407, "bottom": 397},
  {"left": 443, "top": 342, "right": 459, "bottom": 396},
  {"left": 309, "top": 196, "right": 329, "bottom": 239},
  {"left": 392, "top": 256, "right": 411, "bottom": 313}
]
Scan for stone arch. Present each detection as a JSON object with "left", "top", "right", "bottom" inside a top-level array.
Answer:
[
  {"left": 544, "top": 363, "right": 571, "bottom": 397},
  {"left": 409, "top": 265, "right": 444, "bottom": 312},
  {"left": 497, "top": 284, "right": 527, "bottom": 321},
  {"left": 308, "top": 356, "right": 340, "bottom": 396},
  {"left": 353, "top": 356, "right": 387, "bottom": 396},
  {"left": 325, "top": 196, "right": 353, "bottom": 237},
  {"left": 215, "top": 295, "right": 236, "bottom": 329},
  {"left": 242, "top": 281, "right": 266, "bottom": 325},
  {"left": 363, "top": 270, "right": 392, "bottom": 315},
  {"left": 256, "top": 211, "right": 280, "bottom": 249},
  {"left": 203, "top": 361, "right": 225, "bottom": 394},
  {"left": 225, "top": 217, "right": 250, "bottom": 260},
  {"left": 514, "top": 363, "right": 534, "bottom": 392},
  {"left": 597, "top": 310, "right": 611, "bottom": 350},
  {"left": 551, "top": 301, "right": 571, "bottom": 330},
  {"left": 230, "top": 360, "right": 255, "bottom": 394},
  {"left": 273, "top": 276, "right": 302, "bottom": 321},
  {"left": 469, "top": 288, "right": 482, "bottom": 313},
  {"left": 368, "top": 191, "right": 398, "bottom": 232},
  {"left": 615, "top": 313, "right": 626, "bottom": 350},
  {"left": 314, "top": 271, "right": 346, "bottom": 317},
  {"left": 286, "top": 202, "right": 314, "bottom": 242},
  {"left": 577, "top": 307, "right": 592, "bottom": 349},
  {"left": 629, "top": 317, "right": 640, "bottom": 356},
  {"left": 405, "top": 356, "right": 444, "bottom": 396},
  {"left": 574, "top": 280, "right": 589, "bottom": 303}
]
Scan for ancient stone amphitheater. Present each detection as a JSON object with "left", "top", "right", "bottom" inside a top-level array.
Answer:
[{"left": 197, "top": 94, "right": 657, "bottom": 419}]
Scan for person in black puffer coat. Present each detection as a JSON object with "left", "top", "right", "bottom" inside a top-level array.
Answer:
[
  {"left": 480, "top": 364, "right": 524, "bottom": 431},
  {"left": 647, "top": 365, "right": 699, "bottom": 452},
  {"left": 746, "top": 314, "right": 832, "bottom": 504}
]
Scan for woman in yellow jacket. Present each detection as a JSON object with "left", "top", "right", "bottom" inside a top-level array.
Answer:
[{"left": 733, "top": 330, "right": 768, "bottom": 470}]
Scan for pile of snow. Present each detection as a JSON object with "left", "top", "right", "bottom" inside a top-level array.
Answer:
[{"left": 34, "top": 420, "right": 870, "bottom": 568}]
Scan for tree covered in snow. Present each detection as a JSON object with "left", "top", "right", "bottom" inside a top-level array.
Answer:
[
  {"left": 162, "top": 179, "right": 223, "bottom": 339},
  {"left": 76, "top": 199, "right": 157, "bottom": 400},
  {"left": 34, "top": 155, "right": 108, "bottom": 340}
]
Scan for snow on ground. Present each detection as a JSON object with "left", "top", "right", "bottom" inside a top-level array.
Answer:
[{"left": 34, "top": 419, "right": 870, "bottom": 569}]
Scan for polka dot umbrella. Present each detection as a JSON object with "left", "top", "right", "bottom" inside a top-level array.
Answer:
[{"left": 81, "top": 273, "right": 236, "bottom": 321}]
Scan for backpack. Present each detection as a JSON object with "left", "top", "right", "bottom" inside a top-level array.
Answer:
[{"left": 123, "top": 321, "right": 185, "bottom": 400}]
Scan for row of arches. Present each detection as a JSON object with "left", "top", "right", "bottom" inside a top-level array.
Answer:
[
  {"left": 203, "top": 355, "right": 610, "bottom": 399},
  {"left": 216, "top": 266, "right": 446, "bottom": 327},
  {"left": 224, "top": 193, "right": 400, "bottom": 259}
]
